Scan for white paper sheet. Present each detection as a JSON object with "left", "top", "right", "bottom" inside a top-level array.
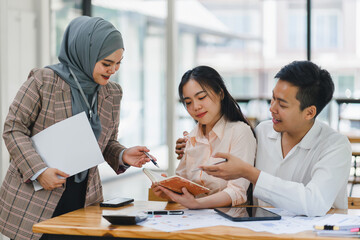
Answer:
[
  {"left": 313, "top": 214, "right": 360, "bottom": 237},
  {"left": 31, "top": 112, "right": 105, "bottom": 190},
  {"left": 138, "top": 208, "right": 360, "bottom": 235},
  {"left": 138, "top": 209, "right": 228, "bottom": 231}
]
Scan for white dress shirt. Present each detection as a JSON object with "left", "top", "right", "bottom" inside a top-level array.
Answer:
[{"left": 253, "top": 120, "right": 352, "bottom": 216}]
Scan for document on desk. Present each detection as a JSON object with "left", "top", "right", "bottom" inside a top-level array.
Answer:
[
  {"left": 139, "top": 207, "right": 360, "bottom": 234},
  {"left": 138, "top": 209, "right": 228, "bottom": 231},
  {"left": 31, "top": 112, "right": 105, "bottom": 190}
]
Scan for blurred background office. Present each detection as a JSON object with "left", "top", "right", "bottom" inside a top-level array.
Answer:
[{"left": 1, "top": 1, "right": 360, "bottom": 234}]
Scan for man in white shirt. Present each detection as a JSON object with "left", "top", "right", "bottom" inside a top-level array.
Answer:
[{"left": 180, "top": 61, "right": 352, "bottom": 216}]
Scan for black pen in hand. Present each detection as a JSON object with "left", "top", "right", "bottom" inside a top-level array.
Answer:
[
  {"left": 143, "top": 151, "right": 159, "bottom": 168},
  {"left": 147, "top": 210, "right": 184, "bottom": 215}
]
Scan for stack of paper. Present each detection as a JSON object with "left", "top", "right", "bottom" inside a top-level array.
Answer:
[
  {"left": 313, "top": 214, "right": 360, "bottom": 238},
  {"left": 314, "top": 225, "right": 360, "bottom": 237},
  {"left": 315, "top": 230, "right": 360, "bottom": 237}
]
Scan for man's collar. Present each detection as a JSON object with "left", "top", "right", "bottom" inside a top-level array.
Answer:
[
  {"left": 267, "top": 125, "right": 279, "bottom": 140},
  {"left": 297, "top": 120, "right": 321, "bottom": 149},
  {"left": 267, "top": 120, "right": 321, "bottom": 150}
]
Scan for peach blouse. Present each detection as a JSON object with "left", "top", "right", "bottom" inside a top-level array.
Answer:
[{"left": 176, "top": 116, "right": 256, "bottom": 206}]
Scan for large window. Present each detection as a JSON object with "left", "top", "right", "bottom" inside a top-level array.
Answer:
[
  {"left": 92, "top": 0, "right": 168, "bottom": 176},
  {"left": 313, "top": 11, "right": 340, "bottom": 50},
  {"left": 93, "top": 3, "right": 167, "bottom": 149},
  {"left": 50, "top": 0, "right": 168, "bottom": 180},
  {"left": 176, "top": 0, "right": 264, "bottom": 135},
  {"left": 50, "top": 0, "right": 82, "bottom": 63},
  {"left": 312, "top": 0, "right": 360, "bottom": 134},
  {"left": 288, "top": 10, "right": 306, "bottom": 50},
  {"left": 49, "top": 0, "right": 360, "bottom": 177}
]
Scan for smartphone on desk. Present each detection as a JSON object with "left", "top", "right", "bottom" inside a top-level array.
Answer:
[{"left": 100, "top": 197, "right": 134, "bottom": 208}]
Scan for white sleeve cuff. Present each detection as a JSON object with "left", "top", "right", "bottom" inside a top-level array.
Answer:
[
  {"left": 118, "top": 149, "right": 130, "bottom": 168},
  {"left": 31, "top": 167, "right": 48, "bottom": 191},
  {"left": 30, "top": 167, "right": 48, "bottom": 181}
]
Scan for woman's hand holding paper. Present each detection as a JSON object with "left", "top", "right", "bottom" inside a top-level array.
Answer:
[{"left": 37, "top": 168, "right": 69, "bottom": 191}]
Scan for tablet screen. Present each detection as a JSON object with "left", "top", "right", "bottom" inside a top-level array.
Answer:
[{"left": 214, "top": 207, "right": 281, "bottom": 222}]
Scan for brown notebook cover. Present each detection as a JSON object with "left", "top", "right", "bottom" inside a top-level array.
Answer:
[{"left": 143, "top": 168, "right": 210, "bottom": 196}]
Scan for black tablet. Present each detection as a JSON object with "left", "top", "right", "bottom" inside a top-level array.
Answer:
[
  {"left": 214, "top": 207, "right": 281, "bottom": 222},
  {"left": 100, "top": 197, "right": 134, "bottom": 208}
]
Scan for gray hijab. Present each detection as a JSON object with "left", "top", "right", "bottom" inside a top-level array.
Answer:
[
  {"left": 47, "top": 16, "right": 124, "bottom": 182},
  {"left": 47, "top": 16, "right": 123, "bottom": 139}
]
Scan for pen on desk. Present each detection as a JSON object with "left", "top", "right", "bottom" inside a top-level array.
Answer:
[
  {"left": 314, "top": 225, "right": 360, "bottom": 231},
  {"left": 147, "top": 210, "right": 184, "bottom": 215},
  {"left": 143, "top": 151, "right": 159, "bottom": 168},
  {"left": 191, "top": 159, "right": 228, "bottom": 172}
]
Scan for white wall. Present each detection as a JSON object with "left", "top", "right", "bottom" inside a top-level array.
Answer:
[{"left": 0, "top": 0, "right": 49, "bottom": 239}]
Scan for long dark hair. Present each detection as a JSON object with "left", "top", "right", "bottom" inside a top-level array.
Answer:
[{"left": 179, "top": 66, "right": 252, "bottom": 128}]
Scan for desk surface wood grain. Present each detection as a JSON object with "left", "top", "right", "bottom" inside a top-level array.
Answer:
[{"left": 33, "top": 201, "right": 360, "bottom": 240}]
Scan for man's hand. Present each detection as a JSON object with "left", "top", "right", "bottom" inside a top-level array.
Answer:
[
  {"left": 123, "top": 146, "right": 154, "bottom": 167},
  {"left": 175, "top": 131, "right": 188, "bottom": 159},
  {"left": 200, "top": 152, "right": 260, "bottom": 184},
  {"left": 37, "top": 168, "right": 69, "bottom": 191}
]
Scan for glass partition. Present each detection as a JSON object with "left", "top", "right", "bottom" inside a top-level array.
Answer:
[
  {"left": 92, "top": 0, "right": 168, "bottom": 178},
  {"left": 50, "top": 0, "right": 82, "bottom": 63},
  {"left": 311, "top": 0, "right": 360, "bottom": 134},
  {"left": 49, "top": 0, "right": 360, "bottom": 182}
]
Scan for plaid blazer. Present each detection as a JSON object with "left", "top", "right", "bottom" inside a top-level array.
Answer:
[{"left": 0, "top": 68, "right": 126, "bottom": 240}]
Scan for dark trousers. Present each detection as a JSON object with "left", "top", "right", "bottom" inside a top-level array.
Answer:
[{"left": 40, "top": 175, "right": 88, "bottom": 240}]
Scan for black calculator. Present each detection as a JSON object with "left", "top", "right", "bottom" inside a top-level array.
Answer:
[{"left": 102, "top": 214, "right": 148, "bottom": 225}]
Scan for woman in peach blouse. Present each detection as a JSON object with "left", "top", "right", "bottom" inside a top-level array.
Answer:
[{"left": 152, "top": 66, "right": 256, "bottom": 209}]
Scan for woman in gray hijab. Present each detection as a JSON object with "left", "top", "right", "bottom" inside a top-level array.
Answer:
[{"left": 0, "top": 16, "right": 154, "bottom": 240}]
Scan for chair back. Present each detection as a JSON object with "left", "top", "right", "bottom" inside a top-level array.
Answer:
[
  {"left": 348, "top": 197, "right": 360, "bottom": 209},
  {"left": 148, "top": 188, "right": 167, "bottom": 201}
]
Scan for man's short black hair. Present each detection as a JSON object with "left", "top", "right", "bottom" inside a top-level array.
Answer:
[{"left": 274, "top": 61, "right": 334, "bottom": 117}]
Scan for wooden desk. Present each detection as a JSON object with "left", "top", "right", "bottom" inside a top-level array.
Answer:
[
  {"left": 349, "top": 136, "right": 360, "bottom": 143},
  {"left": 33, "top": 201, "right": 360, "bottom": 240}
]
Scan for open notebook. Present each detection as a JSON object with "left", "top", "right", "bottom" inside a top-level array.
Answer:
[{"left": 143, "top": 168, "right": 210, "bottom": 196}]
